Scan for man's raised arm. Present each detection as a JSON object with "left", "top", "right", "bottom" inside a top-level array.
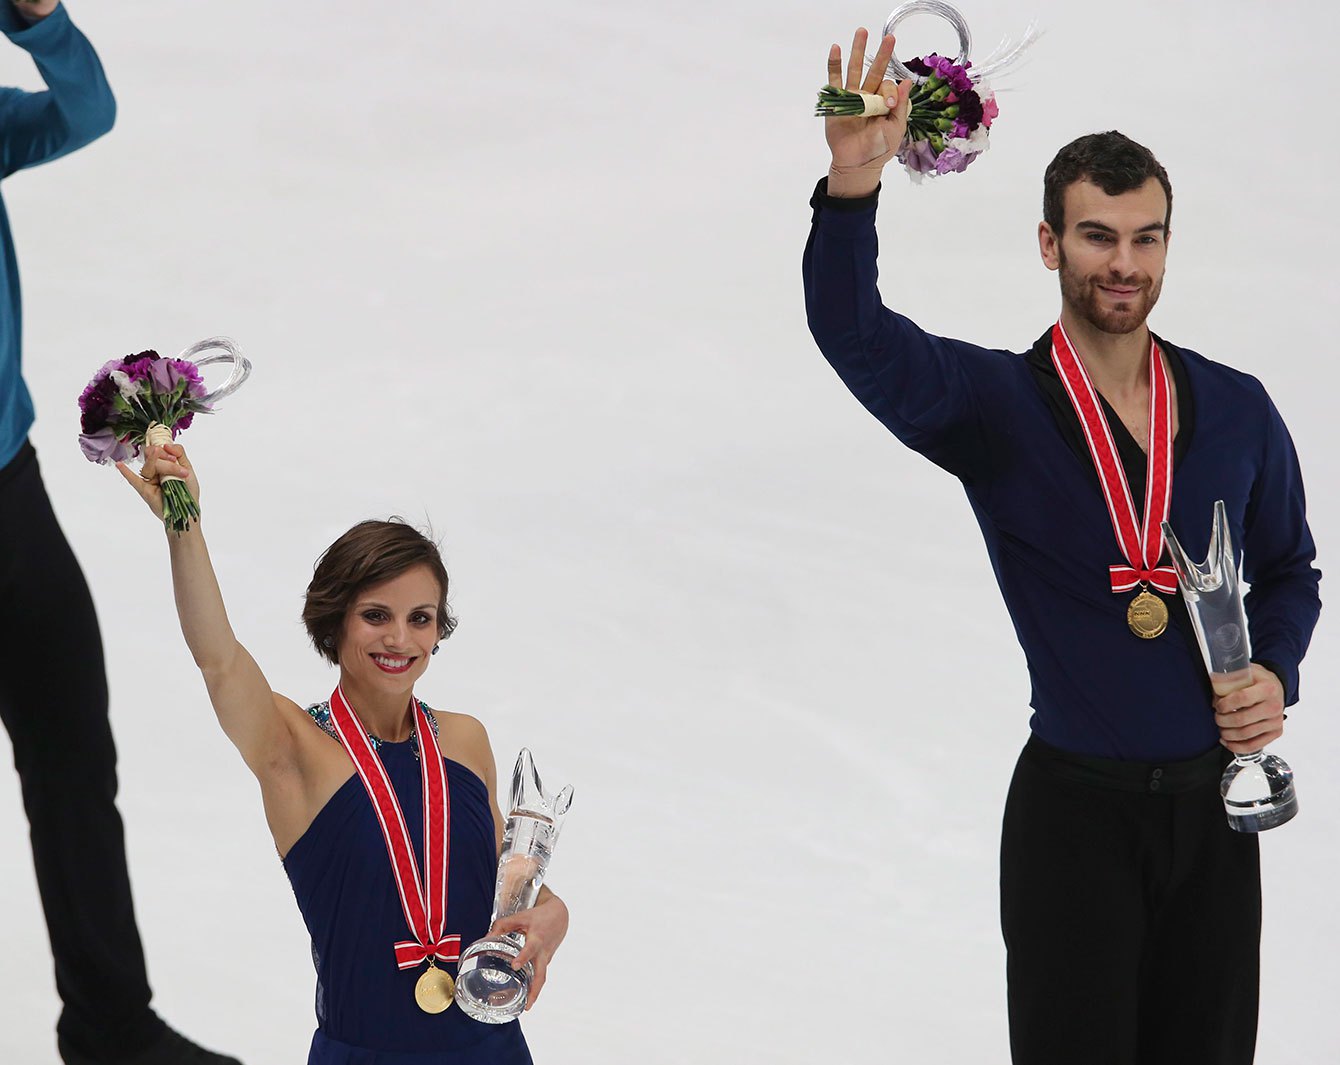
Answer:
[
  {"left": 804, "top": 28, "right": 995, "bottom": 482},
  {"left": 1, "top": 1, "right": 115, "bottom": 177}
]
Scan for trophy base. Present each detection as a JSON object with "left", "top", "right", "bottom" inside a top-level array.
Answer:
[
  {"left": 1221, "top": 754, "right": 1298, "bottom": 833},
  {"left": 454, "top": 935, "right": 533, "bottom": 1024}
]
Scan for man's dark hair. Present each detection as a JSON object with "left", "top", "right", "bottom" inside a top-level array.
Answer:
[
  {"left": 302, "top": 518, "right": 457, "bottom": 664},
  {"left": 1043, "top": 131, "right": 1172, "bottom": 235}
]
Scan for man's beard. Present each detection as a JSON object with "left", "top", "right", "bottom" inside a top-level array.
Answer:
[{"left": 1058, "top": 246, "right": 1163, "bottom": 336}]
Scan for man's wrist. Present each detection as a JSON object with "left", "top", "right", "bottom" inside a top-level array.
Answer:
[
  {"left": 10, "top": 1, "right": 58, "bottom": 24},
  {"left": 826, "top": 165, "right": 883, "bottom": 199}
]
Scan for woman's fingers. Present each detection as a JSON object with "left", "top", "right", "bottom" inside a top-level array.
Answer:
[
  {"left": 115, "top": 460, "right": 150, "bottom": 496},
  {"left": 525, "top": 958, "right": 547, "bottom": 1010},
  {"left": 510, "top": 932, "right": 542, "bottom": 971}
]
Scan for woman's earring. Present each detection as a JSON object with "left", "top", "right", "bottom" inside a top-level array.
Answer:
[
  {"left": 322, "top": 635, "right": 334, "bottom": 648},
  {"left": 431, "top": 645, "right": 439, "bottom": 656}
]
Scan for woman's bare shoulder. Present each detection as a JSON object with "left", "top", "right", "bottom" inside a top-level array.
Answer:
[{"left": 430, "top": 707, "right": 495, "bottom": 791}]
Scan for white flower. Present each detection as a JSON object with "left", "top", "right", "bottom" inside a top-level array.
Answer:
[
  {"left": 950, "top": 123, "right": 992, "bottom": 158},
  {"left": 108, "top": 369, "right": 143, "bottom": 401}
]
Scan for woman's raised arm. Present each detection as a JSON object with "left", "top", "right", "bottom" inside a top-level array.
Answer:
[{"left": 119, "top": 442, "right": 296, "bottom": 776}]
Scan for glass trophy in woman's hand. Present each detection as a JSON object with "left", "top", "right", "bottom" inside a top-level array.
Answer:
[
  {"left": 1162, "top": 501, "right": 1298, "bottom": 831},
  {"left": 455, "top": 749, "right": 573, "bottom": 1023}
]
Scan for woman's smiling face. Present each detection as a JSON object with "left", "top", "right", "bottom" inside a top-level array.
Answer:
[{"left": 337, "top": 564, "right": 442, "bottom": 694}]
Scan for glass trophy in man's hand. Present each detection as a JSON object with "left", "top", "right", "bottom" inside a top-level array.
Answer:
[
  {"left": 455, "top": 749, "right": 573, "bottom": 1022},
  {"left": 1162, "top": 501, "right": 1298, "bottom": 831}
]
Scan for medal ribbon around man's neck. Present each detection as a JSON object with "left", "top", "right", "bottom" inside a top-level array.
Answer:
[
  {"left": 1049, "top": 321, "right": 1177, "bottom": 596},
  {"left": 328, "top": 685, "right": 460, "bottom": 970}
]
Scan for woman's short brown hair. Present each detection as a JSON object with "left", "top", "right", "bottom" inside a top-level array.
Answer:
[{"left": 302, "top": 519, "right": 458, "bottom": 665}]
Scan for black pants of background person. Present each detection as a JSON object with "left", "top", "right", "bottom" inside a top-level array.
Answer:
[
  {"left": 1002, "top": 734, "right": 1262, "bottom": 1065},
  {"left": 0, "top": 442, "right": 167, "bottom": 1058}
]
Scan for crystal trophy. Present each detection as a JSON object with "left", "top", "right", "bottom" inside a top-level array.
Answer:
[
  {"left": 1162, "top": 501, "right": 1297, "bottom": 831},
  {"left": 455, "top": 749, "right": 573, "bottom": 1023}
]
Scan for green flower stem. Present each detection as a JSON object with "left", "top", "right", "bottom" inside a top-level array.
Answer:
[{"left": 161, "top": 479, "right": 200, "bottom": 535}]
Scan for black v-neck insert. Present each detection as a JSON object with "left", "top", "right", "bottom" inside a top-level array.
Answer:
[
  {"left": 1024, "top": 328, "right": 1195, "bottom": 508},
  {"left": 1023, "top": 327, "right": 1204, "bottom": 662}
]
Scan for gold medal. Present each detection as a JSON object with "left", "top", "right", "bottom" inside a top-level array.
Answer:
[
  {"left": 414, "top": 961, "right": 455, "bottom": 1014},
  {"left": 1127, "top": 588, "right": 1168, "bottom": 639}
]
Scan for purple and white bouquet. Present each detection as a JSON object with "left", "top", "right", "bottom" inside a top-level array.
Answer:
[
  {"left": 896, "top": 53, "right": 998, "bottom": 179},
  {"left": 77, "top": 338, "right": 250, "bottom": 533},
  {"left": 815, "top": 1, "right": 1037, "bottom": 181},
  {"left": 816, "top": 51, "right": 999, "bottom": 180}
]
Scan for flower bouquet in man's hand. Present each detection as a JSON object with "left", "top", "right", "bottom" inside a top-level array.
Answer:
[
  {"left": 77, "top": 338, "right": 250, "bottom": 533},
  {"left": 818, "top": 51, "right": 999, "bottom": 179},
  {"left": 816, "top": 1, "right": 1036, "bottom": 182}
]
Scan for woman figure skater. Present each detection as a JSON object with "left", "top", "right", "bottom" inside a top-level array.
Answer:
[{"left": 120, "top": 442, "right": 568, "bottom": 1064}]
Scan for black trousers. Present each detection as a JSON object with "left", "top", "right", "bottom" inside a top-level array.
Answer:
[
  {"left": 0, "top": 442, "right": 164, "bottom": 1056},
  {"left": 1000, "top": 734, "right": 1261, "bottom": 1065}
]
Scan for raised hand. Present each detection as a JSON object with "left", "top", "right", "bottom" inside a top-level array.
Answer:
[
  {"left": 824, "top": 29, "right": 912, "bottom": 197},
  {"left": 116, "top": 441, "right": 199, "bottom": 524},
  {"left": 10, "top": 0, "right": 59, "bottom": 21}
]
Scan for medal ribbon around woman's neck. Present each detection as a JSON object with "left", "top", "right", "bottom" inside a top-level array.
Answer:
[
  {"left": 1049, "top": 321, "right": 1177, "bottom": 606},
  {"left": 328, "top": 686, "right": 460, "bottom": 998}
]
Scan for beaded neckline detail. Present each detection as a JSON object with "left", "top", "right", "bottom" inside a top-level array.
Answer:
[{"left": 305, "top": 699, "right": 440, "bottom": 758}]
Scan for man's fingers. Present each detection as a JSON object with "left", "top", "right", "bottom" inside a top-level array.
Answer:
[
  {"left": 1213, "top": 688, "right": 1254, "bottom": 713},
  {"left": 1221, "top": 721, "right": 1278, "bottom": 745},
  {"left": 1218, "top": 707, "right": 1282, "bottom": 745},
  {"left": 845, "top": 28, "right": 868, "bottom": 91},
  {"left": 1223, "top": 729, "right": 1280, "bottom": 754},
  {"left": 862, "top": 34, "right": 896, "bottom": 93},
  {"left": 827, "top": 44, "right": 843, "bottom": 89}
]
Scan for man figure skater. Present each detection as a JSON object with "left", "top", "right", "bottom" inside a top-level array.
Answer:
[
  {"left": 804, "top": 29, "right": 1320, "bottom": 1064},
  {"left": 1, "top": 3, "right": 241, "bottom": 1062}
]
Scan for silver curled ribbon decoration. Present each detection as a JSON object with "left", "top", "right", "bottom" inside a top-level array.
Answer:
[
  {"left": 873, "top": 1, "right": 1039, "bottom": 86},
  {"left": 174, "top": 336, "right": 252, "bottom": 407}
]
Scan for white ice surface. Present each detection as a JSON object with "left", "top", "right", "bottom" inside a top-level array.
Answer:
[{"left": 1, "top": 1, "right": 1337, "bottom": 1062}]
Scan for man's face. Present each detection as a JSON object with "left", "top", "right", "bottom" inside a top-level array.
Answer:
[{"left": 1038, "top": 177, "right": 1169, "bottom": 335}]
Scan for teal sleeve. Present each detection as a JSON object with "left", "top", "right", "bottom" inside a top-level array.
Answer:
[{"left": 1, "top": 4, "right": 115, "bottom": 177}]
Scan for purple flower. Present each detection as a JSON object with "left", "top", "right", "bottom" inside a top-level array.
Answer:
[
  {"left": 170, "top": 358, "right": 207, "bottom": 399},
  {"left": 935, "top": 146, "right": 970, "bottom": 175},
  {"left": 910, "top": 54, "right": 975, "bottom": 95},
  {"left": 147, "top": 357, "right": 177, "bottom": 393},
  {"left": 900, "top": 137, "right": 940, "bottom": 175},
  {"left": 121, "top": 352, "right": 163, "bottom": 385},
  {"left": 954, "top": 89, "right": 984, "bottom": 131},
  {"left": 77, "top": 367, "right": 121, "bottom": 432},
  {"left": 79, "top": 427, "right": 134, "bottom": 465}
]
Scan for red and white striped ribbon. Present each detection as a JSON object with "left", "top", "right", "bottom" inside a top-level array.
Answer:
[
  {"left": 328, "top": 686, "right": 459, "bottom": 970},
  {"left": 1050, "top": 321, "right": 1177, "bottom": 596}
]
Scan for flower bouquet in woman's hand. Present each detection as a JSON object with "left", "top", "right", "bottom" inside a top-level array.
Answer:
[{"left": 77, "top": 337, "right": 250, "bottom": 532}]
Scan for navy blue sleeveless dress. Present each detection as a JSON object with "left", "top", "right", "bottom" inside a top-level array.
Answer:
[{"left": 284, "top": 703, "right": 532, "bottom": 1064}]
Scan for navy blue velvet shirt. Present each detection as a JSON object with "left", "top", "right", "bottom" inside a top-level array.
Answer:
[{"left": 804, "top": 180, "right": 1321, "bottom": 762}]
